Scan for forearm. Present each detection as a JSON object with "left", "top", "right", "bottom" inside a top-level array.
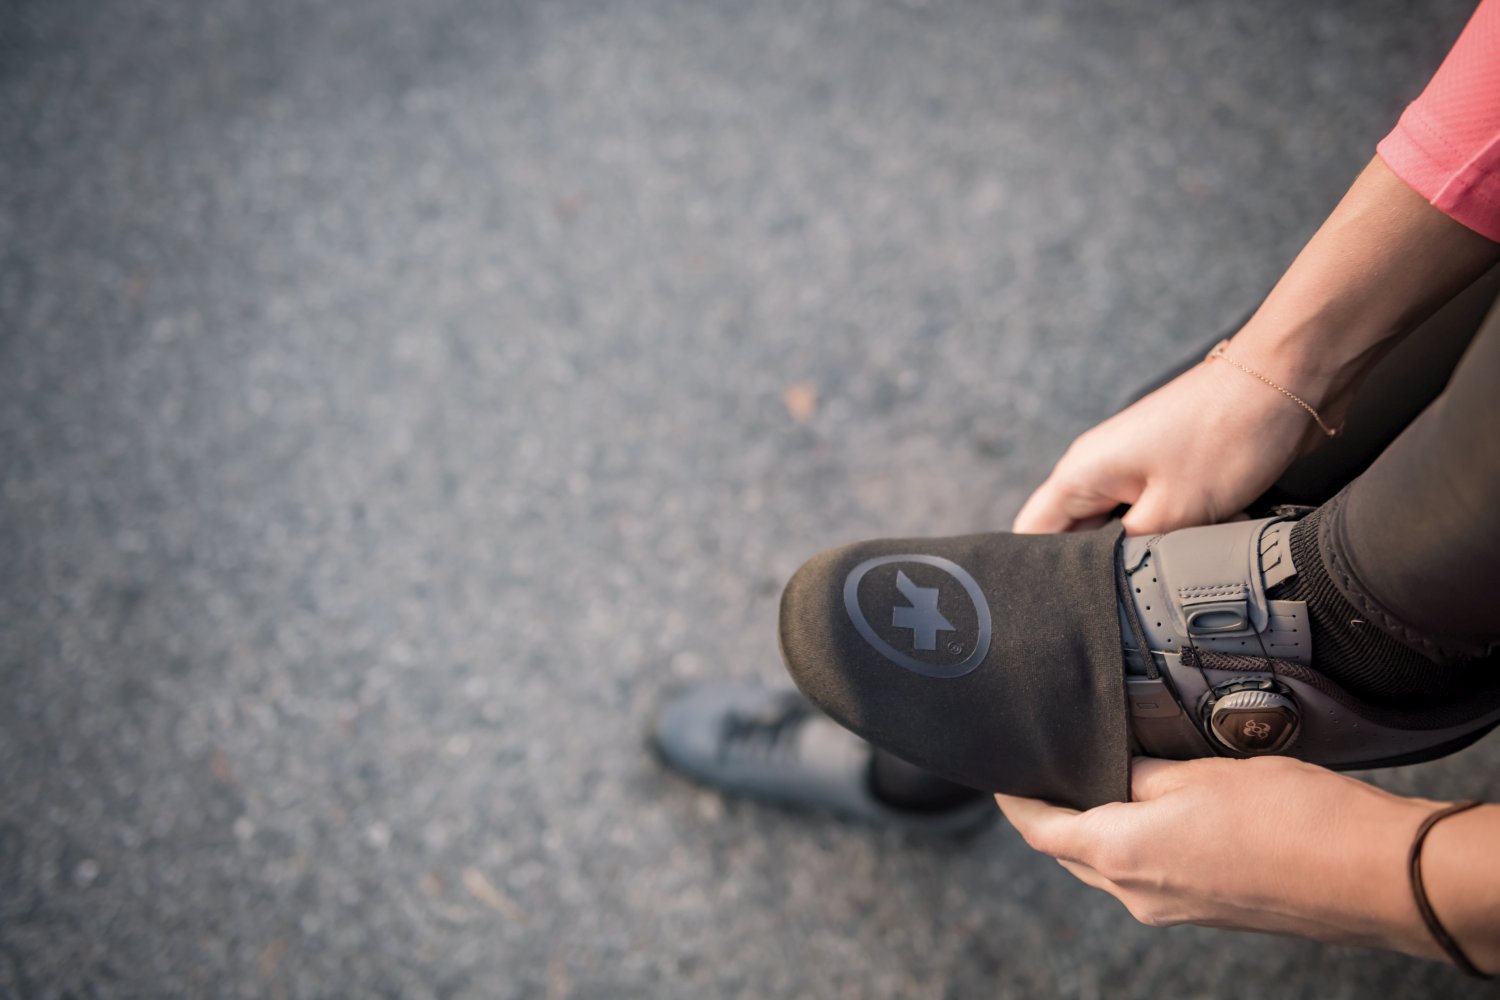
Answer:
[
  {"left": 1279, "top": 790, "right": 1500, "bottom": 974},
  {"left": 1227, "top": 157, "right": 1500, "bottom": 420}
]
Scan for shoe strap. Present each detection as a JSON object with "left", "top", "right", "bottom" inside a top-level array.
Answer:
[{"left": 1121, "top": 516, "right": 1312, "bottom": 667}]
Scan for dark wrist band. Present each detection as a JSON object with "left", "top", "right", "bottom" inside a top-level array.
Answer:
[{"left": 1409, "top": 800, "right": 1491, "bottom": 979}]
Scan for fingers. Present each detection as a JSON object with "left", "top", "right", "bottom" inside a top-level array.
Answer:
[
  {"left": 994, "top": 792, "right": 1086, "bottom": 861},
  {"left": 1119, "top": 485, "right": 1180, "bottom": 536},
  {"left": 1012, "top": 478, "right": 1123, "bottom": 534},
  {"left": 1011, "top": 479, "right": 1080, "bottom": 533},
  {"left": 1122, "top": 483, "right": 1256, "bottom": 536},
  {"left": 1024, "top": 472, "right": 1247, "bottom": 537},
  {"left": 1120, "top": 483, "right": 1217, "bottom": 536}
]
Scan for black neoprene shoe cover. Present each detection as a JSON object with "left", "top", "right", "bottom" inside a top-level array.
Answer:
[{"left": 778, "top": 526, "right": 1130, "bottom": 810}]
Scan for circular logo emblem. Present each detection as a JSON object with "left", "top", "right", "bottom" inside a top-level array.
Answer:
[{"left": 842, "top": 554, "right": 991, "bottom": 678}]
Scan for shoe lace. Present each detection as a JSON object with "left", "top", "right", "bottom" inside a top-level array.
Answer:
[{"left": 717, "top": 694, "right": 813, "bottom": 765}]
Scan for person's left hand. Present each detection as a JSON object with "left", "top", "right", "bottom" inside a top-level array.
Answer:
[{"left": 995, "top": 756, "right": 1444, "bottom": 958}]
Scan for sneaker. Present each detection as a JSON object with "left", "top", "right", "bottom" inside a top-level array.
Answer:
[{"left": 652, "top": 681, "right": 999, "bottom": 836}]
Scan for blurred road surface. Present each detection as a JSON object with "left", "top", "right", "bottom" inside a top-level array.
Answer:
[{"left": 2, "top": 0, "right": 1496, "bottom": 996}]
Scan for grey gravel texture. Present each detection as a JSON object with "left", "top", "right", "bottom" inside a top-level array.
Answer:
[{"left": 2, "top": 0, "right": 1497, "bottom": 996}]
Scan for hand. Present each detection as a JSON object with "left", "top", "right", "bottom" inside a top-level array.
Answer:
[
  {"left": 1012, "top": 355, "right": 1331, "bottom": 536},
  {"left": 1012, "top": 156, "right": 1500, "bottom": 539},
  {"left": 994, "top": 756, "right": 1447, "bottom": 959}
]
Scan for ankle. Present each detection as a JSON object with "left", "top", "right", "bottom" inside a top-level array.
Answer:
[
  {"left": 1269, "top": 507, "right": 1494, "bottom": 706},
  {"left": 867, "top": 750, "right": 984, "bottom": 813}
]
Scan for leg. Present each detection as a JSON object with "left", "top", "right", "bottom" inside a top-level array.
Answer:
[
  {"left": 651, "top": 682, "right": 998, "bottom": 834},
  {"left": 1323, "top": 296, "right": 1500, "bottom": 656}
]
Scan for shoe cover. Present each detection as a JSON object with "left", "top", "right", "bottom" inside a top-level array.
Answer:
[{"left": 779, "top": 526, "right": 1129, "bottom": 810}]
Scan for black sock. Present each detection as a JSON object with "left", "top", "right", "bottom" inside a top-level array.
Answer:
[
  {"left": 868, "top": 749, "right": 984, "bottom": 813},
  {"left": 1268, "top": 506, "right": 1494, "bottom": 708}
]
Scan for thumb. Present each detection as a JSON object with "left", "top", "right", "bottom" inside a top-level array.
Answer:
[
  {"left": 1129, "top": 756, "right": 1195, "bottom": 802},
  {"left": 1119, "top": 483, "right": 1196, "bottom": 536}
]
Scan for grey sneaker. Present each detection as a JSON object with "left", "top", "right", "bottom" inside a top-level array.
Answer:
[{"left": 651, "top": 681, "right": 998, "bottom": 836}]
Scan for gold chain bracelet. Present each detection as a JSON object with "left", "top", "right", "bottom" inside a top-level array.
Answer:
[{"left": 1205, "top": 339, "right": 1341, "bottom": 438}]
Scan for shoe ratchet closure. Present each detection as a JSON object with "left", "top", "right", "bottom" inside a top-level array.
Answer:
[{"left": 1121, "top": 517, "right": 1311, "bottom": 667}]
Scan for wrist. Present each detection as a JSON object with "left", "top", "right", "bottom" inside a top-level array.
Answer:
[
  {"left": 1342, "top": 793, "right": 1454, "bottom": 961},
  {"left": 1199, "top": 323, "right": 1359, "bottom": 447},
  {"left": 1418, "top": 802, "right": 1500, "bottom": 975},
  {"left": 1220, "top": 312, "right": 1384, "bottom": 412},
  {"left": 1203, "top": 338, "right": 1342, "bottom": 441}
]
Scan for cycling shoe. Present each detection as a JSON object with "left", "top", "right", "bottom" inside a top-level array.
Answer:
[{"left": 778, "top": 515, "right": 1500, "bottom": 810}]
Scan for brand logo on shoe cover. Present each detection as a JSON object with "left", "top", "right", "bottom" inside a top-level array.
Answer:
[{"left": 843, "top": 555, "right": 991, "bottom": 678}]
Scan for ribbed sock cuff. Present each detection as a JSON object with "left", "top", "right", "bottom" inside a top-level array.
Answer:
[{"left": 1269, "top": 503, "right": 1494, "bottom": 707}]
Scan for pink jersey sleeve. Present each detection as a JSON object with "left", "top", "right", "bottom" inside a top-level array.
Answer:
[{"left": 1377, "top": 0, "right": 1500, "bottom": 243}]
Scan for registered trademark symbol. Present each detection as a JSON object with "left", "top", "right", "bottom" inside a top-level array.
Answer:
[{"left": 946, "top": 640, "right": 964, "bottom": 655}]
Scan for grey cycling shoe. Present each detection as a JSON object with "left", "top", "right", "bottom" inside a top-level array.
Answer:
[
  {"left": 1119, "top": 515, "right": 1500, "bottom": 768},
  {"left": 652, "top": 682, "right": 999, "bottom": 836},
  {"left": 778, "top": 513, "right": 1500, "bottom": 811}
]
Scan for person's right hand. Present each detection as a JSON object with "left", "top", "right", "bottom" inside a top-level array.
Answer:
[{"left": 1012, "top": 353, "right": 1336, "bottom": 536}]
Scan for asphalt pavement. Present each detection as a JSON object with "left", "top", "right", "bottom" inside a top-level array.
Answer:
[{"left": 3, "top": 0, "right": 1498, "bottom": 996}]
